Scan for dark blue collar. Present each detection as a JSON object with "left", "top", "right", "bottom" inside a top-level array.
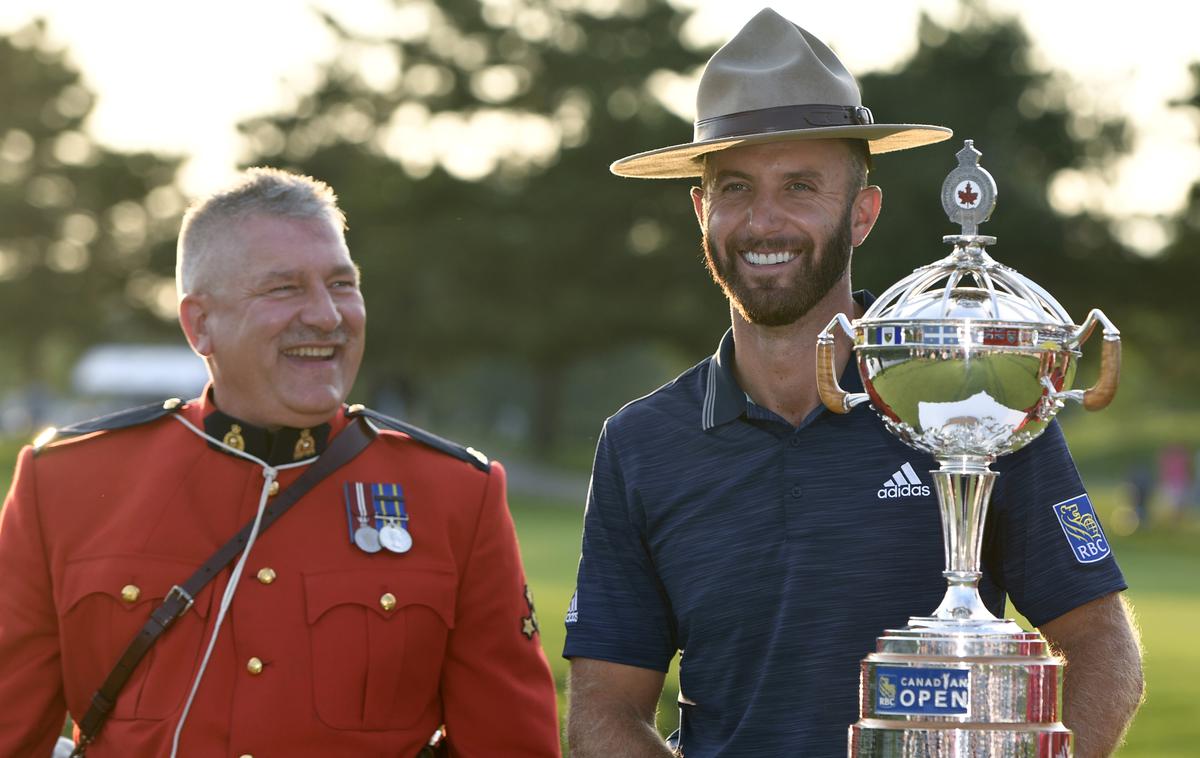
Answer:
[
  {"left": 203, "top": 408, "right": 331, "bottom": 465},
  {"left": 702, "top": 290, "right": 874, "bottom": 431}
]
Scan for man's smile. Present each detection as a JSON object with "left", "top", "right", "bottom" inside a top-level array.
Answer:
[
  {"left": 281, "top": 345, "right": 338, "bottom": 359},
  {"left": 742, "top": 250, "right": 799, "bottom": 266}
]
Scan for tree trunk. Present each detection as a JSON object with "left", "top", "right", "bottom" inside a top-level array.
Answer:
[{"left": 530, "top": 361, "right": 564, "bottom": 460}]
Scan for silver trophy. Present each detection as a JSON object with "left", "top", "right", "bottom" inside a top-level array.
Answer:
[{"left": 817, "top": 140, "right": 1121, "bottom": 757}]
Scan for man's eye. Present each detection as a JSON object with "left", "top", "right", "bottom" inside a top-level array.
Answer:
[
  {"left": 331, "top": 280, "right": 358, "bottom": 289},
  {"left": 789, "top": 182, "right": 813, "bottom": 192},
  {"left": 269, "top": 284, "right": 298, "bottom": 294},
  {"left": 720, "top": 182, "right": 748, "bottom": 193}
]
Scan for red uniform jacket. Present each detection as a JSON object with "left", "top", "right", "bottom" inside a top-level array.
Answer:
[{"left": 0, "top": 395, "right": 560, "bottom": 757}]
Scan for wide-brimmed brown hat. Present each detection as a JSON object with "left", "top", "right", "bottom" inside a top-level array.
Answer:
[{"left": 611, "top": 8, "right": 952, "bottom": 179}]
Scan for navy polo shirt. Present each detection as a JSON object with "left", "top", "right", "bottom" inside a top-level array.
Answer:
[{"left": 564, "top": 293, "right": 1127, "bottom": 757}]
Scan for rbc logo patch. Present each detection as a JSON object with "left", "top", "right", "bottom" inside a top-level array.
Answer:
[
  {"left": 1052, "top": 494, "right": 1111, "bottom": 564},
  {"left": 877, "top": 675, "right": 897, "bottom": 707}
]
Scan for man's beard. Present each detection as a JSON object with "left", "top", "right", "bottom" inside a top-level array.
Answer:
[{"left": 702, "top": 202, "right": 855, "bottom": 327}]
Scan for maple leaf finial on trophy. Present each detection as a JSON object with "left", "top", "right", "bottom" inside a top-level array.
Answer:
[{"left": 940, "top": 139, "right": 998, "bottom": 237}]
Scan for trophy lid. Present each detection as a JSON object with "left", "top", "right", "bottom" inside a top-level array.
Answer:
[{"left": 862, "top": 140, "right": 1073, "bottom": 327}]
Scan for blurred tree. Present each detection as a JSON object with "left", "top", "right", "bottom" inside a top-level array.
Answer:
[
  {"left": 239, "top": 0, "right": 1161, "bottom": 453},
  {"left": 856, "top": 1, "right": 1137, "bottom": 323},
  {"left": 1145, "top": 61, "right": 1200, "bottom": 389},
  {"left": 0, "top": 21, "right": 182, "bottom": 398},
  {"left": 237, "top": 0, "right": 721, "bottom": 454}
]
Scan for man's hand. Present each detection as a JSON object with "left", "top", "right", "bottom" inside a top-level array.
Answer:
[
  {"left": 1039, "top": 592, "right": 1144, "bottom": 757},
  {"left": 567, "top": 658, "right": 675, "bottom": 757}
]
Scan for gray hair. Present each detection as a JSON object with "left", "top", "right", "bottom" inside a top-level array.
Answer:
[{"left": 176, "top": 167, "right": 347, "bottom": 298}]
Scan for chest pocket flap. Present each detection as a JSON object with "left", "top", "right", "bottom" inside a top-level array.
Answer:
[
  {"left": 58, "top": 554, "right": 213, "bottom": 721},
  {"left": 303, "top": 566, "right": 458, "bottom": 730},
  {"left": 303, "top": 567, "right": 456, "bottom": 627}
]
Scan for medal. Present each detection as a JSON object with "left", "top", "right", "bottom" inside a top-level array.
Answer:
[
  {"left": 348, "top": 482, "right": 381, "bottom": 553},
  {"left": 379, "top": 523, "right": 412, "bottom": 553},
  {"left": 355, "top": 525, "right": 382, "bottom": 552},
  {"left": 373, "top": 483, "right": 412, "bottom": 554},
  {"left": 345, "top": 481, "right": 410, "bottom": 555}
]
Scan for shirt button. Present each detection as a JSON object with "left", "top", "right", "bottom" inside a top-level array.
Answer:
[
  {"left": 267, "top": 481, "right": 280, "bottom": 497},
  {"left": 246, "top": 657, "right": 264, "bottom": 675},
  {"left": 380, "top": 592, "right": 397, "bottom": 612},
  {"left": 790, "top": 485, "right": 803, "bottom": 498},
  {"left": 256, "top": 568, "right": 276, "bottom": 585},
  {"left": 120, "top": 584, "right": 141, "bottom": 603},
  {"left": 789, "top": 437, "right": 801, "bottom": 448}
]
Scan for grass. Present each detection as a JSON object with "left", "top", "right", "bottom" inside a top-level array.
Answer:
[
  {"left": 512, "top": 485, "right": 1200, "bottom": 755},
  {"left": 1101, "top": 525, "right": 1200, "bottom": 756}
]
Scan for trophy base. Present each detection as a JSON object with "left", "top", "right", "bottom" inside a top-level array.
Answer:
[
  {"left": 849, "top": 626, "right": 1070, "bottom": 758},
  {"left": 850, "top": 721, "right": 1071, "bottom": 757}
]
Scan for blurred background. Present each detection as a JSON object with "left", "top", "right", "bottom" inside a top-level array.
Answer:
[{"left": 1, "top": 0, "right": 1197, "bottom": 753}]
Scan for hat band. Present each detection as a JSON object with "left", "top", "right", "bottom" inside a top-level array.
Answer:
[{"left": 695, "top": 104, "right": 874, "bottom": 142}]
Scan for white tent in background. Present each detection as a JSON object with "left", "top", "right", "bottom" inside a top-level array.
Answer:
[{"left": 71, "top": 344, "right": 208, "bottom": 399}]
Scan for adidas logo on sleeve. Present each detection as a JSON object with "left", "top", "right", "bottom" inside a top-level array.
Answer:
[{"left": 878, "top": 462, "right": 932, "bottom": 499}]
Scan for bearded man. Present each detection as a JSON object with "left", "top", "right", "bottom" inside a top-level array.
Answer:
[{"left": 563, "top": 9, "right": 1142, "bottom": 757}]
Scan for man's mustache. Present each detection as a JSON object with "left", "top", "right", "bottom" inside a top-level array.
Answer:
[
  {"left": 280, "top": 326, "right": 351, "bottom": 346},
  {"left": 725, "top": 235, "right": 811, "bottom": 254}
]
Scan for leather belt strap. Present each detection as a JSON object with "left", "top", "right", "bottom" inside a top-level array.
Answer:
[
  {"left": 694, "top": 103, "right": 875, "bottom": 141},
  {"left": 72, "top": 416, "right": 376, "bottom": 754}
]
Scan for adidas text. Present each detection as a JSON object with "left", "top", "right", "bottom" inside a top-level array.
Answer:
[
  {"left": 877, "top": 483, "right": 931, "bottom": 499},
  {"left": 878, "top": 462, "right": 930, "bottom": 499}
]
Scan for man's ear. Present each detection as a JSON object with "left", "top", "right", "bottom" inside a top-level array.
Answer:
[
  {"left": 851, "top": 185, "right": 883, "bottom": 248},
  {"left": 178, "top": 294, "right": 213, "bottom": 357},
  {"left": 690, "top": 185, "right": 706, "bottom": 227}
]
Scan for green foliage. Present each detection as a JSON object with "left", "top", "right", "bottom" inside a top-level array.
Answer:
[
  {"left": 1140, "top": 61, "right": 1200, "bottom": 386},
  {"left": 0, "top": 21, "right": 182, "bottom": 393},
  {"left": 856, "top": 3, "right": 1133, "bottom": 313},
  {"left": 235, "top": 0, "right": 1192, "bottom": 456},
  {"left": 855, "top": 3, "right": 1199, "bottom": 402},
  {"left": 236, "top": 0, "right": 725, "bottom": 453},
  {"left": 0, "top": 437, "right": 24, "bottom": 495}
]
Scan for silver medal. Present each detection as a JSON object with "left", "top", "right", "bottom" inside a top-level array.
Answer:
[
  {"left": 379, "top": 523, "right": 412, "bottom": 553},
  {"left": 354, "top": 525, "right": 382, "bottom": 553},
  {"left": 353, "top": 483, "right": 382, "bottom": 554}
]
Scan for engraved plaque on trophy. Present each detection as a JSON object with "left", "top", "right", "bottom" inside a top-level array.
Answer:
[{"left": 816, "top": 140, "right": 1121, "bottom": 757}]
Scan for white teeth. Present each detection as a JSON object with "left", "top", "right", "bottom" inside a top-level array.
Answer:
[
  {"left": 284, "top": 346, "right": 335, "bottom": 358},
  {"left": 744, "top": 251, "right": 797, "bottom": 266}
]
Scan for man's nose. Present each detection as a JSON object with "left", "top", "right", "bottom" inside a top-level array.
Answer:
[
  {"left": 300, "top": 285, "right": 342, "bottom": 331},
  {"left": 745, "top": 193, "right": 785, "bottom": 235}
]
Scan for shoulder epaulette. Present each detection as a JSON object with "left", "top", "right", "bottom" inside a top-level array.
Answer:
[
  {"left": 346, "top": 404, "right": 490, "bottom": 472},
  {"left": 33, "top": 398, "right": 186, "bottom": 453}
]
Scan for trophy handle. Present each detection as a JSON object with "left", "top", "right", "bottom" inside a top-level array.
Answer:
[
  {"left": 817, "top": 314, "right": 871, "bottom": 414},
  {"left": 1055, "top": 309, "right": 1121, "bottom": 411}
]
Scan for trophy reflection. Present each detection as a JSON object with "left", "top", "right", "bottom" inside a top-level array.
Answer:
[{"left": 818, "top": 140, "right": 1121, "bottom": 757}]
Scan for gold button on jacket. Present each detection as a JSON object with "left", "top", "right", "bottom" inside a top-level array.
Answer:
[
  {"left": 380, "top": 592, "right": 397, "bottom": 612},
  {"left": 246, "top": 657, "right": 264, "bottom": 675},
  {"left": 256, "top": 568, "right": 276, "bottom": 585},
  {"left": 120, "top": 584, "right": 140, "bottom": 603}
]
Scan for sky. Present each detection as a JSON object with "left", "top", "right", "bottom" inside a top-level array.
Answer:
[{"left": 2, "top": 0, "right": 1197, "bottom": 252}]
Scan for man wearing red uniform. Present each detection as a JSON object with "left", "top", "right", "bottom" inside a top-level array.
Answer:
[{"left": 0, "top": 168, "right": 560, "bottom": 757}]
